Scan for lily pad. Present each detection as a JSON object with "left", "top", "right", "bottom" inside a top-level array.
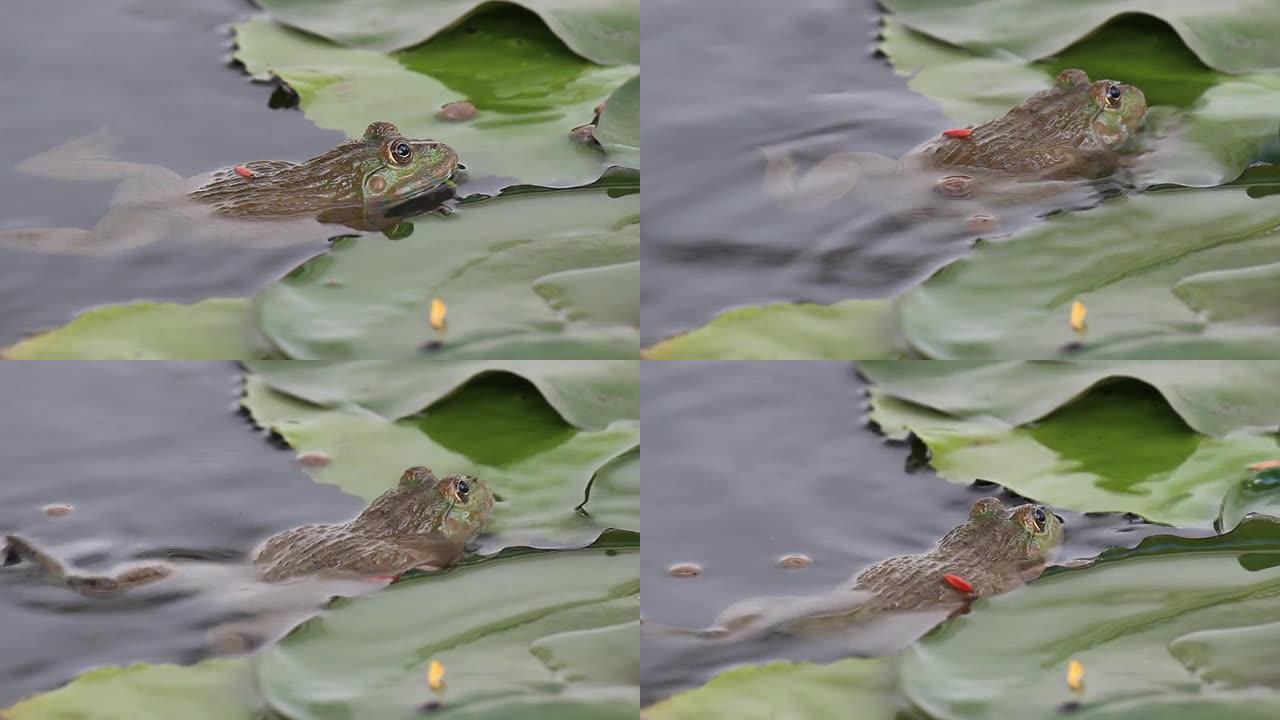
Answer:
[
  {"left": 233, "top": 11, "right": 637, "bottom": 189},
  {"left": 251, "top": 188, "right": 639, "bottom": 359},
  {"left": 242, "top": 372, "right": 639, "bottom": 548},
  {"left": 879, "top": 0, "right": 1280, "bottom": 74},
  {"left": 642, "top": 658, "right": 897, "bottom": 720},
  {"left": 245, "top": 359, "right": 638, "bottom": 430},
  {"left": 253, "top": 544, "right": 639, "bottom": 720},
  {"left": 593, "top": 74, "right": 639, "bottom": 168},
  {"left": 894, "top": 188, "right": 1280, "bottom": 359},
  {"left": 1218, "top": 466, "right": 1280, "bottom": 532},
  {"left": 642, "top": 299, "right": 905, "bottom": 360},
  {"left": 868, "top": 380, "right": 1280, "bottom": 527},
  {"left": 3, "top": 659, "right": 256, "bottom": 720},
  {"left": 899, "top": 516, "right": 1280, "bottom": 719},
  {"left": 252, "top": 0, "right": 639, "bottom": 64},
  {"left": 881, "top": 17, "right": 1280, "bottom": 188},
  {"left": 1, "top": 299, "right": 264, "bottom": 360},
  {"left": 858, "top": 360, "right": 1280, "bottom": 438}
]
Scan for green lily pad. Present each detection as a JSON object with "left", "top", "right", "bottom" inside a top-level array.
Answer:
[
  {"left": 894, "top": 188, "right": 1280, "bottom": 359},
  {"left": 643, "top": 658, "right": 897, "bottom": 720},
  {"left": 868, "top": 380, "right": 1280, "bottom": 527},
  {"left": 0, "top": 299, "right": 266, "bottom": 360},
  {"left": 881, "top": 18, "right": 1280, "bottom": 188},
  {"left": 243, "top": 372, "right": 639, "bottom": 546},
  {"left": 642, "top": 299, "right": 905, "bottom": 360},
  {"left": 3, "top": 659, "right": 256, "bottom": 720},
  {"left": 233, "top": 11, "right": 637, "bottom": 189},
  {"left": 252, "top": 0, "right": 638, "bottom": 64},
  {"left": 254, "top": 544, "right": 638, "bottom": 720},
  {"left": 1218, "top": 466, "right": 1280, "bottom": 532},
  {"left": 899, "top": 516, "right": 1280, "bottom": 719},
  {"left": 858, "top": 361, "right": 1280, "bottom": 438},
  {"left": 245, "top": 359, "right": 638, "bottom": 430},
  {"left": 251, "top": 188, "right": 639, "bottom": 359},
  {"left": 880, "top": 0, "right": 1280, "bottom": 74},
  {"left": 536, "top": 261, "right": 640, "bottom": 328},
  {"left": 593, "top": 74, "right": 639, "bottom": 168}
]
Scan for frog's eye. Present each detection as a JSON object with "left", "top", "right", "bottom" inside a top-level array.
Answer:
[
  {"left": 1031, "top": 506, "right": 1047, "bottom": 532},
  {"left": 455, "top": 478, "right": 470, "bottom": 502},
  {"left": 390, "top": 140, "right": 413, "bottom": 164},
  {"left": 1105, "top": 84, "right": 1122, "bottom": 105}
]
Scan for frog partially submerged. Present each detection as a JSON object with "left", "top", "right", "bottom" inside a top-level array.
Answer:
[
  {"left": 0, "top": 122, "right": 464, "bottom": 254},
  {"left": 764, "top": 69, "right": 1147, "bottom": 212},
  {"left": 685, "top": 498, "right": 1063, "bottom": 641},
  {"left": 2, "top": 466, "right": 494, "bottom": 595}
]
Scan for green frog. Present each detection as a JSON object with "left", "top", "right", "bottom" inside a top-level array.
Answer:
[
  {"left": 3, "top": 466, "right": 494, "bottom": 594},
  {"left": 764, "top": 69, "right": 1147, "bottom": 211},
  {"left": 675, "top": 498, "right": 1064, "bottom": 641},
  {"left": 0, "top": 122, "right": 464, "bottom": 254}
]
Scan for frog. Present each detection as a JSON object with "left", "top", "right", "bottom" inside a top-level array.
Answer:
[
  {"left": 763, "top": 69, "right": 1147, "bottom": 214},
  {"left": 2, "top": 466, "right": 494, "bottom": 595},
  {"left": 0, "top": 121, "right": 465, "bottom": 254},
  {"left": 663, "top": 498, "right": 1064, "bottom": 642}
]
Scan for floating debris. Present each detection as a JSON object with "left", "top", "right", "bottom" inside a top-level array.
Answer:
[
  {"left": 297, "top": 451, "right": 330, "bottom": 467},
  {"left": 667, "top": 562, "right": 703, "bottom": 578},
  {"left": 776, "top": 553, "right": 813, "bottom": 569},
  {"left": 41, "top": 503, "right": 74, "bottom": 517},
  {"left": 569, "top": 123, "right": 596, "bottom": 144},
  {"left": 233, "top": 164, "right": 255, "bottom": 179},
  {"left": 437, "top": 101, "right": 476, "bottom": 122},
  {"left": 943, "top": 128, "right": 973, "bottom": 139},
  {"left": 428, "top": 659, "right": 446, "bottom": 692},
  {"left": 942, "top": 573, "right": 974, "bottom": 594},
  {"left": 429, "top": 298, "right": 447, "bottom": 331},
  {"left": 966, "top": 213, "right": 999, "bottom": 233},
  {"left": 1066, "top": 658, "right": 1085, "bottom": 691},
  {"left": 1070, "top": 300, "right": 1087, "bottom": 332},
  {"left": 1248, "top": 459, "right": 1280, "bottom": 471}
]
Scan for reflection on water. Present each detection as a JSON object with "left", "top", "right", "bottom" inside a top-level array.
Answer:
[{"left": 640, "top": 362, "right": 1208, "bottom": 705}]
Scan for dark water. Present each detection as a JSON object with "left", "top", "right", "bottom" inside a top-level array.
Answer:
[
  {"left": 0, "top": 0, "right": 342, "bottom": 345},
  {"left": 0, "top": 362, "right": 359, "bottom": 705},
  {"left": 639, "top": 362, "right": 1203, "bottom": 705}
]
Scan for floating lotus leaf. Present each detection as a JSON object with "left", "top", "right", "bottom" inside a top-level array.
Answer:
[
  {"left": 899, "top": 516, "right": 1280, "bottom": 719},
  {"left": 252, "top": 188, "right": 639, "bottom": 359},
  {"left": 254, "top": 543, "right": 639, "bottom": 720},
  {"left": 643, "top": 299, "right": 903, "bottom": 360},
  {"left": 243, "top": 373, "right": 639, "bottom": 548},
  {"left": 246, "top": 359, "right": 638, "bottom": 430},
  {"left": 880, "top": 0, "right": 1280, "bottom": 74},
  {"left": 233, "top": 11, "right": 636, "bottom": 189},
  {"left": 252, "top": 0, "right": 638, "bottom": 64}
]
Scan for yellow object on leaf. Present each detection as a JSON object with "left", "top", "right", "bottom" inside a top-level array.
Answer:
[
  {"left": 429, "top": 298, "right": 447, "bottom": 330},
  {"left": 1067, "top": 658, "right": 1084, "bottom": 691},
  {"left": 428, "top": 659, "right": 446, "bottom": 692},
  {"left": 1069, "top": 301, "right": 1087, "bottom": 332}
]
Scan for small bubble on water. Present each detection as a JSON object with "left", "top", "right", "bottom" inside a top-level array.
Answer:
[
  {"left": 42, "top": 503, "right": 74, "bottom": 517},
  {"left": 777, "top": 553, "right": 813, "bottom": 569},
  {"left": 667, "top": 562, "right": 703, "bottom": 578}
]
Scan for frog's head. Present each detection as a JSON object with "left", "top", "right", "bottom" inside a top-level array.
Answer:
[
  {"left": 1080, "top": 75, "right": 1146, "bottom": 152},
  {"left": 967, "top": 497, "right": 1064, "bottom": 566},
  {"left": 355, "top": 122, "right": 463, "bottom": 211},
  {"left": 393, "top": 466, "right": 494, "bottom": 544}
]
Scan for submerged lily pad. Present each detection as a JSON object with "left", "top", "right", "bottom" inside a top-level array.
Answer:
[
  {"left": 3, "top": 659, "right": 255, "bottom": 720},
  {"left": 894, "top": 188, "right": 1280, "bottom": 359},
  {"left": 245, "top": 359, "right": 637, "bottom": 430},
  {"left": 881, "top": 17, "right": 1280, "bottom": 188},
  {"left": 234, "top": 11, "right": 637, "bottom": 188},
  {"left": 899, "top": 516, "right": 1280, "bottom": 719},
  {"left": 643, "top": 658, "right": 897, "bottom": 720},
  {"left": 642, "top": 299, "right": 904, "bottom": 360},
  {"left": 859, "top": 361, "right": 1280, "bottom": 438},
  {"left": 252, "top": 189, "right": 639, "bottom": 359},
  {"left": 868, "top": 379, "right": 1280, "bottom": 527},
  {"left": 1, "top": 299, "right": 264, "bottom": 360},
  {"left": 252, "top": 0, "right": 639, "bottom": 64},
  {"left": 243, "top": 372, "right": 639, "bottom": 548},
  {"left": 254, "top": 544, "right": 639, "bottom": 719},
  {"left": 880, "top": 0, "right": 1280, "bottom": 74}
]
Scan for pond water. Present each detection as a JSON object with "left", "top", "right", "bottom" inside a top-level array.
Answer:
[
  {"left": 639, "top": 361, "right": 1209, "bottom": 705},
  {"left": 0, "top": 0, "right": 340, "bottom": 346},
  {"left": 0, "top": 362, "right": 359, "bottom": 705}
]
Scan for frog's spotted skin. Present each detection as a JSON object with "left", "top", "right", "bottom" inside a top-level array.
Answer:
[
  {"left": 2, "top": 467, "right": 494, "bottom": 595},
  {"left": 763, "top": 68, "right": 1147, "bottom": 210},
  {"left": 0, "top": 122, "right": 464, "bottom": 254},
  {"left": 699, "top": 498, "right": 1064, "bottom": 640}
]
